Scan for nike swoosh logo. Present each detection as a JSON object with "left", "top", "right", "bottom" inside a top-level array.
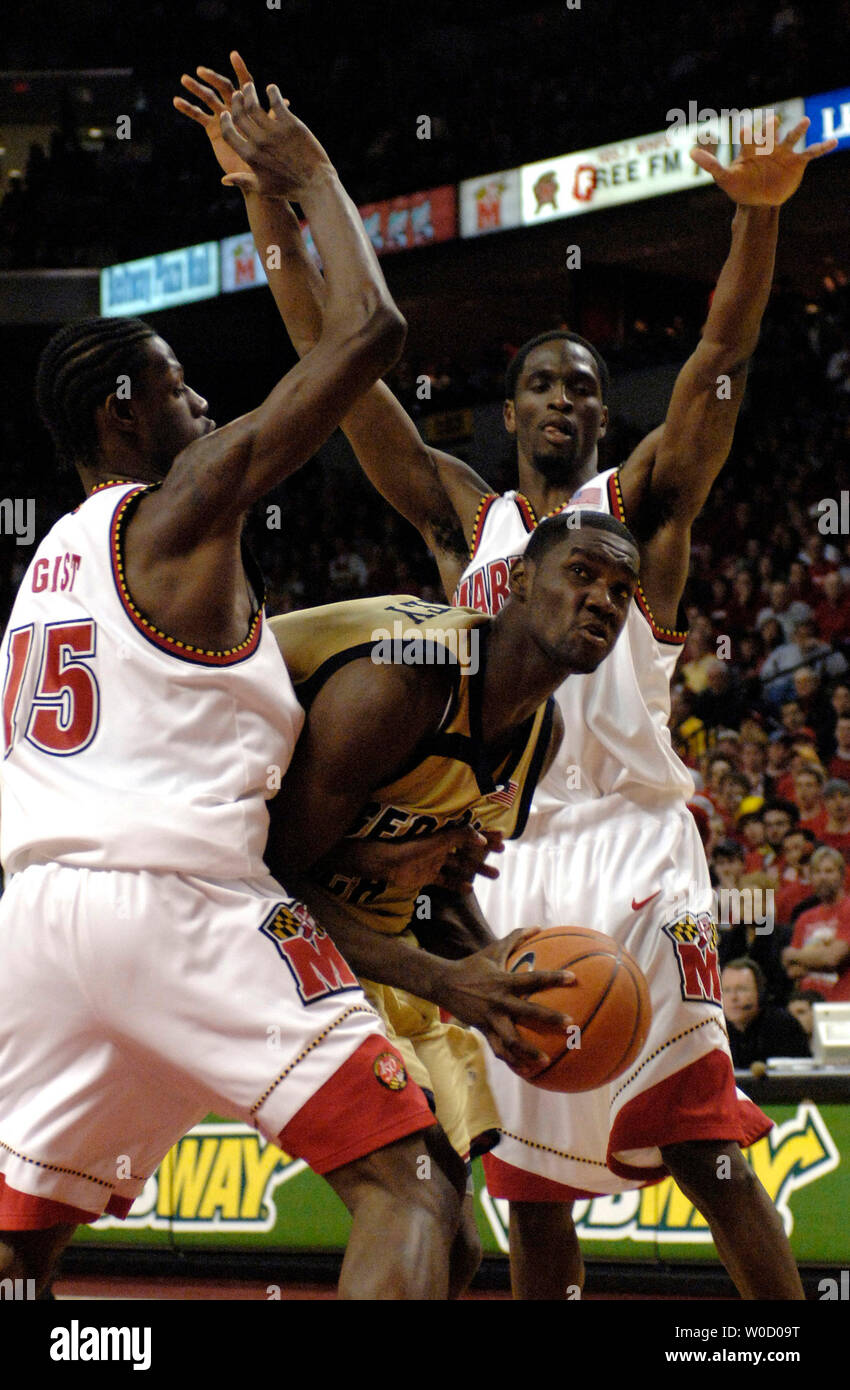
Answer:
[{"left": 631, "top": 891, "right": 661, "bottom": 911}]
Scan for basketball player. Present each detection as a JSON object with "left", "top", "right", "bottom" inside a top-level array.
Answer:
[
  {"left": 263, "top": 512, "right": 640, "bottom": 1287},
  {"left": 0, "top": 80, "right": 476, "bottom": 1302},
  {"left": 180, "top": 62, "right": 835, "bottom": 1297}
]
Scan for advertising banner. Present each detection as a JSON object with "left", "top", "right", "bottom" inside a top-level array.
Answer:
[
  {"left": 459, "top": 168, "right": 523, "bottom": 237},
  {"left": 359, "top": 184, "right": 456, "bottom": 255},
  {"left": 75, "top": 1100, "right": 849, "bottom": 1263},
  {"left": 804, "top": 87, "right": 850, "bottom": 151},
  {"left": 100, "top": 242, "right": 219, "bottom": 317}
]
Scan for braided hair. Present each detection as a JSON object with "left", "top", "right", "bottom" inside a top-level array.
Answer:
[{"left": 35, "top": 316, "right": 157, "bottom": 470}]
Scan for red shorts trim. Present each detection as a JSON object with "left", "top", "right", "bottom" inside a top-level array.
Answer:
[
  {"left": 277, "top": 1034, "right": 435, "bottom": 1175},
  {"left": 482, "top": 1152, "right": 610, "bottom": 1203},
  {"left": 0, "top": 1173, "right": 133, "bottom": 1231},
  {"left": 607, "top": 1048, "right": 773, "bottom": 1181}
]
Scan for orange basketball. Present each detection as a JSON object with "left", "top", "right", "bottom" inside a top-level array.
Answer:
[{"left": 505, "top": 926, "right": 652, "bottom": 1092}]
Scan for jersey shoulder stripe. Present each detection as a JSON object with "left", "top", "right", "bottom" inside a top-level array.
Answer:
[{"left": 109, "top": 485, "right": 265, "bottom": 666}]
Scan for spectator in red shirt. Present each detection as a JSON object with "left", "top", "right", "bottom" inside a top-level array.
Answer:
[
  {"left": 745, "top": 799, "right": 798, "bottom": 875},
  {"left": 792, "top": 765, "right": 827, "bottom": 835},
  {"left": 828, "top": 715, "right": 850, "bottom": 781},
  {"left": 815, "top": 572, "right": 850, "bottom": 647},
  {"left": 783, "top": 847, "right": 850, "bottom": 1001},
  {"left": 775, "top": 827, "right": 818, "bottom": 927},
  {"left": 820, "top": 779, "right": 850, "bottom": 858}
]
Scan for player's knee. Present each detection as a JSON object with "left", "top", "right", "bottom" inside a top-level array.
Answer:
[{"left": 662, "top": 1141, "right": 755, "bottom": 1211}]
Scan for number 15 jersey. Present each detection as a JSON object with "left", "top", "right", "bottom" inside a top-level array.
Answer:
[{"left": 1, "top": 481, "right": 302, "bottom": 879}]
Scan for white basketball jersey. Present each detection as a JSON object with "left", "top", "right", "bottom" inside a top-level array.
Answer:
[
  {"left": 453, "top": 470, "right": 694, "bottom": 808},
  {"left": 1, "top": 481, "right": 303, "bottom": 878}
]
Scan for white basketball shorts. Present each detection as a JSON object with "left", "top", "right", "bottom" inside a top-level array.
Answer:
[
  {"left": 475, "top": 794, "right": 771, "bottom": 1199},
  {"left": 0, "top": 863, "right": 433, "bottom": 1228}
]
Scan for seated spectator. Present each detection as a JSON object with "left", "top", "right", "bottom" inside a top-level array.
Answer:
[
  {"left": 799, "top": 530, "right": 840, "bottom": 592},
  {"left": 714, "top": 770, "right": 751, "bottom": 836},
  {"left": 691, "top": 660, "right": 748, "bottom": 731},
  {"left": 736, "top": 801, "right": 767, "bottom": 859},
  {"left": 765, "top": 731, "right": 793, "bottom": 793},
  {"left": 814, "top": 571, "right": 850, "bottom": 648},
  {"left": 681, "top": 616, "right": 717, "bottom": 694},
  {"left": 722, "top": 958, "right": 810, "bottom": 1067},
  {"left": 711, "top": 838, "right": 745, "bottom": 891},
  {"left": 702, "top": 753, "right": 735, "bottom": 810},
  {"left": 828, "top": 714, "right": 850, "bottom": 780},
  {"left": 791, "top": 765, "right": 827, "bottom": 836},
  {"left": 725, "top": 569, "right": 760, "bottom": 636},
  {"left": 775, "top": 826, "right": 818, "bottom": 927},
  {"left": 786, "top": 987, "right": 826, "bottom": 1043},
  {"left": 793, "top": 665, "right": 835, "bottom": 747},
  {"left": 783, "top": 846, "right": 850, "bottom": 1001},
  {"left": 787, "top": 558, "right": 817, "bottom": 608},
  {"left": 775, "top": 740, "right": 823, "bottom": 800},
  {"left": 740, "top": 733, "right": 768, "bottom": 796},
  {"left": 756, "top": 579, "right": 812, "bottom": 643},
  {"left": 820, "top": 779, "right": 850, "bottom": 858},
  {"left": 717, "top": 871, "right": 794, "bottom": 1006},
  {"left": 759, "top": 618, "right": 847, "bottom": 706},
  {"left": 745, "top": 798, "right": 798, "bottom": 874}
]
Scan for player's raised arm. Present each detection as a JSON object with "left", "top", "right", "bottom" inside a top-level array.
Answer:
[
  {"left": 141, "top": 80, "right": 405, "bottom": 558},
  {"left": 175, "top": 54, "right": 488, "bottom": 596},
  {"left": 618, "top": 115, "right": 836, "bottom": 627}
]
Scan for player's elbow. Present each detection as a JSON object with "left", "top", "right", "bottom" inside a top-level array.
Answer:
[{"left": 360, "top": 301, "right": 407, "bottom": 372}]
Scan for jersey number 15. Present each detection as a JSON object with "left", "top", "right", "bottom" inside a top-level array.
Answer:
[{"left": 2, "top": 619, "right": 100, "bottom": 757}]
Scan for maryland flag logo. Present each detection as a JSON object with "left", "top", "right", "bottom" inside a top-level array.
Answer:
[{"left": 259, "top": 900, "right": 359, "bottom": 1005}]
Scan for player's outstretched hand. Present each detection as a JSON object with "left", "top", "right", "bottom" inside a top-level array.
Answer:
[
  {"left": 174, "top": 49, "right": 332, "bottom": 200},
  {"left": 438, "top": 927, "right": 575, "bottom": 1072},
  {"left": 335, "top": 825, "right": 502, "bottom": 894},
  {"left": 174, "top": 51, "right": 260, "bottom": 189},
  {"left": 690, "top": 114, "right": 837, "bottom": 207}
]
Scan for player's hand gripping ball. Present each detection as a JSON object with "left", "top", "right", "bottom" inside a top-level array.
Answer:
[{"left": 505, "top": 926, "right": 651, "bottom": 1092}]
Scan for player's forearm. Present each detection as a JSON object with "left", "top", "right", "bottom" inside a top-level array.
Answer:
[
  {"left": 698, "top": 206, "right": 779, "bottom": 372},
  {"left": 290, "top": 878, "right": 454, "bottom": 998},
  {"left": 298, "top": 168, "right": 401, "bottom": 344},
  {"left": 243, "top": 192, "right": 325, "bottom": 355},
  {"left": 412, "top": 888, "right": 496, "bottom": 960}
]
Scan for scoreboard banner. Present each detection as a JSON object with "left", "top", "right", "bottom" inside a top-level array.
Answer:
[
  {"left": 100, "top": 242, "right": 219, "bottom": 317},
  {"left": 74, "top": 1098, "right": 849, "bottom": 1264}
]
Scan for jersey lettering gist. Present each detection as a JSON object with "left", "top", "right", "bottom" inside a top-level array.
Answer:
[{"left": 0, "top": 482, "right": 303, "bottom": 878}]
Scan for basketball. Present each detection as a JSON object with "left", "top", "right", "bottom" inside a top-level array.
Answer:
[{"left": 506, "top": 926, "right": 652, "bottom": 1092}]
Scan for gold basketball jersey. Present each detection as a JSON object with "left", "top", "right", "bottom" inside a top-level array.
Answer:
[{"left": 270, "top": 595, "right": 555, "bottom": 935}]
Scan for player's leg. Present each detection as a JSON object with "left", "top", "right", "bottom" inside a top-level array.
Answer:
[
  {"left": 449, "top": 1192, "right": 483, "bottom": 1299},
  {"left": 325, "top": 1122, "right": 468, "bottom": 1299},
  {"left": 660, "top": 1139, "right": 804, "bottom": 1299},
  {"left": 509, "top": 1200, "right": 583, "bottom": 1300},
  {"left": 0, "top": 1223, "right": 76, "bottom": 1296}
]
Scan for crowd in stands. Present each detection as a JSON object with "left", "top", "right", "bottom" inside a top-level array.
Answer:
[{"left": 1, "top": 0, "right": 846, "bottom": 270}]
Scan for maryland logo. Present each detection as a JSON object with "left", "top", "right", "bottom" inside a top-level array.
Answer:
[
  {"left": 259, "top": 900, "right": 359, "bottom": 1004},
  {"left": 480, "top": 1103, "right": 840, "bottom": 1251},
  {"left": 662, "top": 912, "right": 722, "bottom": 1006}
]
